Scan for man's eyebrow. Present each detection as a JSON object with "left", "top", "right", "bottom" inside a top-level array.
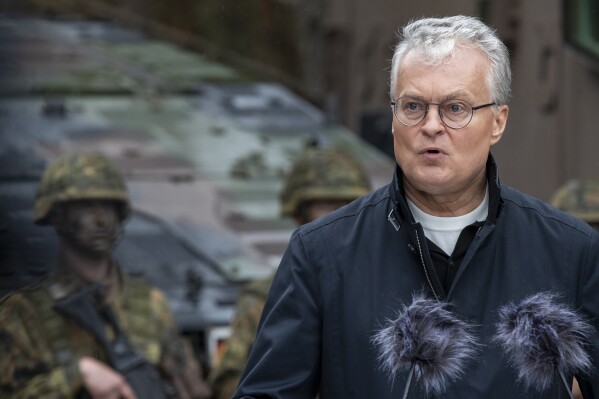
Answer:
[
  {"left": 399, "top": 93, "right": 427, "bottom": 101},
  {"left": 440, "top": 91, "right": 473, "bottom": 101},
  {"left": 398, "top": 91, "right": 474, "bottom": 101}
]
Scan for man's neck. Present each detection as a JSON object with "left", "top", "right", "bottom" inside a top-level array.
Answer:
[
  {"left": 403, "top": 174, "right": 487, "bottom": 217},
  {"left": 58, "top": 245, "right": 113, "bottom": 284}
]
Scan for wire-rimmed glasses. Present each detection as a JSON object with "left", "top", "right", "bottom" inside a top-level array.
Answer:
[{"left": 391, "top": 96, "right": 496, "bottom": 129}]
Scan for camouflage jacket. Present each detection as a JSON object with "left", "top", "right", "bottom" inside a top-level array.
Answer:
[
  {"left": 208, "top": 273, "right": 274, "bottom": 399},
  {"left": 0, "top": 261, "right": 210, "bottom": 399}
]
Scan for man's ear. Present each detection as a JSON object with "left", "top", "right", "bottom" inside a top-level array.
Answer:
[{"left": 490, "top": 105, "right": 509, "bottom": 146}]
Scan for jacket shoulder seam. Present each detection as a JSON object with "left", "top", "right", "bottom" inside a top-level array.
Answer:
[
  {"left": 299, "top": 191, "right": 391, "bottom": 236},
  {"left": 501, "top": 191, "right": 592, "bottom": 237}
]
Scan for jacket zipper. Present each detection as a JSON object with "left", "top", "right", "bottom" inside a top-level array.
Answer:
[
  {"left": 414, "top": 229, "right": 439, "bottom": 301},
  {"left": 388, "top": 208, "right": 440, "bottom": 301}
]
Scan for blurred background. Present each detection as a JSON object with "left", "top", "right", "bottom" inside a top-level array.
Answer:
[{"left": 0, "top": 0, "right": 598, "bottom": 375}]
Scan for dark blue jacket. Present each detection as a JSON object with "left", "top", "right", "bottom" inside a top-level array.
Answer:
[{"left": 234, "top": 156, "right": 599, "bottom": 398}]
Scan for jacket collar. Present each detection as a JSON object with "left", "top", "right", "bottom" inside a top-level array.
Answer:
[{"left": 388, "top": 153, "right": 502, "bottom": 228}]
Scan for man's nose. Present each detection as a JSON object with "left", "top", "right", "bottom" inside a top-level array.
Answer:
[
  {"left": 421, "top": 104, "right": 445, "bottom": 134},
  {"left": 89, "top": 201, "right": 113, "bottom": 224}
]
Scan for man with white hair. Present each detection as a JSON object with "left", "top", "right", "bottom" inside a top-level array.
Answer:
[{"left": 233, "top": 16, "right": 599, "bottom": 398}]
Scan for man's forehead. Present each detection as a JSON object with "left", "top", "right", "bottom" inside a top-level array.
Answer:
[
  {"left": 395, "top": 47, "right": 490, "bottom": 99},
  {"left": 398, "top": 46, "right": 489, "bottom": 75}
]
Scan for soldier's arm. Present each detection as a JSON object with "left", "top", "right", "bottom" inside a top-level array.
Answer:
[
  {"left": 208, "top": 291, "right": 267, "bottom": 399},
  {"left": 0, "top": 293, "right": 84, "bottom": 398}
]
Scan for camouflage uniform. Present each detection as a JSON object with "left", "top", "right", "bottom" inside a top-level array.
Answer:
[
  {"left": 208, "top": 148, "right": 370, "bottom": 399},
  {"left": 0, "top": 263, "right": 209, "bottom": 398},
  {"left": 208, "top": 276, "right": 273, "bottom": 399},
  {"left": 0, "top": 153, "right": 210, "bottom": 398}
]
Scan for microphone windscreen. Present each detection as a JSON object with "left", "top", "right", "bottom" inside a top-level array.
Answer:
[
  {"left": 372, "top": 292, "right": 479, "bottom": 395},
  {"left": 494, "top": 292, "right": 593, "bottom": 391}
]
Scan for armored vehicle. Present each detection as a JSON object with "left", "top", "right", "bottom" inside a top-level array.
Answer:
[{"left": 0, "top": 16, "right": 393, "bottom": 371}]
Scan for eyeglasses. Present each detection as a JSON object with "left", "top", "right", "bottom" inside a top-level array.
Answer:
[{"left": 390, "top": 97, "right": 496, "bottom": 129}]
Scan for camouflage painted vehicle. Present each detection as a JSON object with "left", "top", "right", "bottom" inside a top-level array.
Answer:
[{"left": 0, "top": 16, "right": 393, "bottom": 371}]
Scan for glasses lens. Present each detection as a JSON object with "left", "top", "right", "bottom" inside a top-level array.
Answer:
[
  {"left": 393, "top": 97, "right": 476, "bottom": 128},
  {"left": 440, "top": 100, "right": 473, "bottom": 129},
  {"left": 394, "top": 98, "right": 426, "bottom": 126}
]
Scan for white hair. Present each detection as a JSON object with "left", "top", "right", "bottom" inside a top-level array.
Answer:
[{"left": 389, "top": 15, "right": 511, "bottom": 105}]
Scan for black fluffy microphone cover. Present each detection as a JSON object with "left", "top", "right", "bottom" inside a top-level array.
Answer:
[
  {"left": 372, "top": 292, "right": 479, "bottom": 396},
  {"left": 494, "top": 292, "right": 593, "bottom": 392}
]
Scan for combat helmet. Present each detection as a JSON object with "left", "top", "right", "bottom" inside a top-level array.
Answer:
[
  {"left": 550, "top": 179, "right": 599, "bottom": 223},
  {"left": 34, "top": 153, "right": 130, "bottom": 225},
  {"left": 280, "top": 148, "right": 371, "bottom": 218}
]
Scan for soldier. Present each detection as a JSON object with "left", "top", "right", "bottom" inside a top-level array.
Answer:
[
  {"left": 0, "top": 153, "right": 211, "bottom": 399},
  {"left": 208, "top": 148, "right": 371, "bottom": 399}
]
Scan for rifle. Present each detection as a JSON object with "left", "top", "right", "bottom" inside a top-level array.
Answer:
[{"left": 54, "top": 283, "right": 174, "bottom": 399}]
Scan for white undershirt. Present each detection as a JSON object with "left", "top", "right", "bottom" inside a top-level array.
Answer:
[{"left": 407, "top": 187, "right": 489, "bottom": 256}]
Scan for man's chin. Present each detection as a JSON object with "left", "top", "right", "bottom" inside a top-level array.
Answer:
[
  {"left": 69, "top": 240, "right": 116, "bottom": 259},
  {"left": 82, "top": 247, "right": 113, "bottom": 259},
  {"left": 407, "top": 175, "right": 452, "bottom": 195}
]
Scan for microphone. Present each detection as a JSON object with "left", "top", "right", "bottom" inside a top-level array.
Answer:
[
  {"left": 494, "top": 292, "right": 593, "bottom": 398},
  {"left": 372, "top": 292, "right": 479, "bottom": 398}
]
